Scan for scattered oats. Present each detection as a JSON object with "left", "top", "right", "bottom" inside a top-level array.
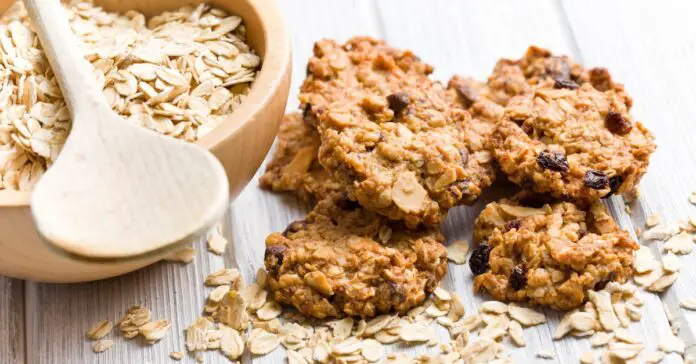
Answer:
[
  {"left": 245, "top": 283, "right": 268, "bottom": 311},
  {"left": 508, "top": 304, "right": 546, "bottom": 326},
  {"left": 119, "top": 306, "right": 151, "bottom": 339},
  {"left": 432, "top": 287, "right": 451, "bottom": 301},
  {"left": 608, "top": 341, "right": 643, "bottom": 360},
  {"left": 425, "top": 304, "right": 448, "bottom": 318},
  {"left": 399, "top": 323, "right": 430, "bottom": 342},
  {"left": 447, "top": 293, "right": 466, "bottom": 321},
  {"left": 633, "top": 245, "right": 660, "bottom": 274},
  {"left": 646, "top": 214, "right": 662, "bottom": 227},
  {"left": 313, "top": 342, "right": 330, "bottom": 363},
  {"left": 218, "top": 291, "right": 249, "bottom": 330},
  {"left": 164, "top": 246, "right": 196, "bottom": 263},
  {"left": 328, "top": 318, "right": 354, "bottom": 340},
  {"left": 479, "top": 301, "right": 508, "bottom": 314},
  {"left": 86, "top": 320, "right": 112, "bottom": 340},
  {"left": 204, "top": 268, "right": 241, "bottom": 287},
  {"left": 680, "top": 298, "right": 696, "bottom": 310},
  {"left": 644, "top": 350, "right": 665, "bottom": 364},
  {"left": 185, "top": 317, "right": 213, "bottom": 353},
  {"left": 591, "top": 332, "right": 613, "bottom": 347},
  {"left": 446, "top": 240, "right": 469, "bottom": 264},
  {"left": 580, "top": 351, "right": 595, "bottom": 364},
  {"left": 613, "top": 328, "right": 639, "bottom": 344},
  {"left": 209, "top": 285, "right": 231, "bottom": 303},
  {"left": 634, "top": 265, "right": 664, "bottom": 287},
  {"left": 690, "top": 192, "right": 696, "bottom": 205},
  {"left": 588, "top": 290, "right": 619, "bottom": 331},
  {"left": 613, "top": 302, "right": 631, "bottom": 328},
  {"left": 139, "top": 319, "right": 172, "bottom": 343},
  {"left": 287, "top": 350, "right": 308, "bottom": 364},
  {"left": 93, "top": 339, "right": 114, "bottom": 353},
  {"left": 256, "top": 301, "right": 282, "bottom": 321},
  {"left": 642, "top": 223, "right": 680, "bottom": 241},
  {"left": 647, "top": 271, "right": 679, "bottom": 292},
  {"left": 625, "top": 303, "right": 642, "bottom": 322},
  {"left": 664, "top": 232, "right": 694, "bottom": 254},
  {"left": 657, "top": 333, "right": 685, "bottom": 354},
  {"left": 169, "top": 351, "right": 184, "bottom": 360},
  {"left": 220, "top": 326, "right": 244, "bottom": 360},
  {"left": 569, "top": 311, "right": 597, "bottom": 332},
  {"left": 662, "top": 252, "right": 681, "bottom": 272},
  {"left": 256, "top": 268, "right": 268, "bottom": 289},
  {"left": 331, "top": 337, "right": 362, "bottom": 355},
  {"left": 536, "top": 349, "right": 555, "bottom": 359},
  {"left": 361, "top": 339, "right": 382, "bottom": 362},
  {"left": 436, "top": 316, "right": 453, "bottom": 328},
  {"left": 363, "top": 315, "right": 392, "bottom": 337},
  {"left": 508, "top": 320, "right": 525, "bottom": 347},
  {"left": 554, "top": 311, "right": 575, "bottom": 340},
  {"left": 207, "top": 226, "right": 228, "bottom": 255},
  {"left": 374, "top": 330, "right": 400, "bottom": 344},
  {"left": 248, "top": 330, "right": 280, "bottom": 355}
]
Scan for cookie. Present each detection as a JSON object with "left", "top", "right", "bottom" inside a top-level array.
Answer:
[
  {"left": 486, "top": 45, "right": 632, "bottom": 108},
  {"left": 260, "top": 113, "right": 343, "bottom": 204},
  {"left": 264, "top": 195, "right": 448, "bottom": 318},
  {"left": 492, "top": 84, "right": 655, "bottom": 201},
  {"left": 471, "top": 194, "right": 638, "bottom": 310},
  {"left": 300, "top": 37, "right": 492, "bottom": 228}
]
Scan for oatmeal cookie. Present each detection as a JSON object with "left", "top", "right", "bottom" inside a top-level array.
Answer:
[
  {"left": 471, "top": 194, "right": 638, "bottom": 310},
  {"left": 300, "top": 37, "right": 492, "bottom": 227},
  {"left": 260, "top": 113, "right": 343, "bottom": 203},
  {"left": 487, "top": 46, "right": 632, "bottom": 108},
  {"left": 493, "top": 84, "right": 655, "bottom": 201},
  {"left": 264, "top": 195, "right": 448, "bottom": 318}
]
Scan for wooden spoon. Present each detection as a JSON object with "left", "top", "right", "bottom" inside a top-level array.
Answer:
[{"left": 23, "top": 0, "right": 229, "bottom": 261}]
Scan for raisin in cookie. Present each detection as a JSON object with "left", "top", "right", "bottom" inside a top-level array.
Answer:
[
  {"left": 487, "top": 46, "right": 632, "bottom": 108},
  {"left": 493, "top": 84, "right": 655, "bottom": 201},
  {"left": 300, "top": 37, "right": 491, "bottom": 228},
  {"left": 264, "top": 195, "right": 447, "bottom": 318},
  {"left": 260, "top": 113, "right": 343, "bottom": 204},
  {"left": 471, "top": 194, "right": 638, "bottom": 310}
]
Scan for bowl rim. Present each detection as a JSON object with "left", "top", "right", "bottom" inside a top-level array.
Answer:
[{"left": 0, "top": 0, "right": 291, "bottom": 207}]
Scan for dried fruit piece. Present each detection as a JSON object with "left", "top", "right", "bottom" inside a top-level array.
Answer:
[
  {"left": 584, "top": 170, "right": 609, "bottom": 190},
  {"left": 536, "top": 150, "right": 569, "bottom": 172},
  {"left": 469, "top": 243, "right": 491, "bottom": 275},
  {"left": 605, "top": 110, "right": 632, "bottom": 135},
  {"left": 386, "top": 92, "right": 410, "bottom": 115},
  {"left": 509, "top": 265, "right": 527, "bottom": 290}
]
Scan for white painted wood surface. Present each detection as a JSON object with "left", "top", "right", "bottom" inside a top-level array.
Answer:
[{"left": 1, "top": 0, "right": 695, "bottom": 363}]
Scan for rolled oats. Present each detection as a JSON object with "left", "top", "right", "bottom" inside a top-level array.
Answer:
[
  {"left": 248, "top": 330, "right": 280, "bottom": 355},
  {"left": 0, "top": 1, "right": 259, "bottom": 191},
  {"left": 446, "top": 240, "right": 470, "bottom": 264},
  {"left": 86, "top": 320, "right": 112, "bottom": 340},
  {"left": 139, "top": 319, "right": 171, "bottom": 343},
  {"left": 169, "top": 351, "right": 184, "bottom": 360},
  {"left": 92, "top": 339, "right": 114, "bottom": 353}
]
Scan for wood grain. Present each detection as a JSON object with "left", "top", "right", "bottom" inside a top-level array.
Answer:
[
  {"left": 6, "top": 1, "right": 695, "bottom": 363},
  {"left": 0, "top": 277, "right": 24, "bottom": 364}
]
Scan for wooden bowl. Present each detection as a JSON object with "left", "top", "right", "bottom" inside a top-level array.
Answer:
[{"left": 0, "top": 0, "right": 291, "bottom": 282}]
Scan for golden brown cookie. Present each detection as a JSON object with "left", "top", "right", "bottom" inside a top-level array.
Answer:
[
  {"left": 264, "top": 195, "right": 447, "bottom": 318},
  {"left": 260, "top": 113, "right": 343, "bottom": 204},
  {"left": 471, "top": 194, "right": 638, "bottom": 310},
  {"left": 492, "top": 84, "right": 655, "bottom": 201},
  {"left": 299, "top": 37, "right": 493, "bottom": 228},
  {"left": 486, "top": 45, "right": 632, "bottom": 108}
]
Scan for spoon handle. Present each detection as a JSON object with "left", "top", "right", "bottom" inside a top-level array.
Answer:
[{"left": 22, "top": 0, "right": 108, "bottom": 115}]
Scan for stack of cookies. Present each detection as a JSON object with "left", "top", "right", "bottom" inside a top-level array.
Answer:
[{"left": 259, "top": 37, "right": 656, "bottom": 318}]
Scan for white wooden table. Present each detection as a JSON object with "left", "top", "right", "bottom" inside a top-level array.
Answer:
[{"left": 3, "top": 0, "right": 696, "bottom": 363}]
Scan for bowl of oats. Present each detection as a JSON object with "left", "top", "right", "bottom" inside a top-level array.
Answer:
[{"left": 0, "top": 0, "right": 291, "bottom": 282}]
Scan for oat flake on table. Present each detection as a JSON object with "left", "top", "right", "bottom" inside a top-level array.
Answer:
[{"left": 0, "top": 0, "right": 260, "bottom": 191}]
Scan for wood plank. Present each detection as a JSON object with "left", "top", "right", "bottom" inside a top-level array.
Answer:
[
  {"left": 0, "top": 277, "right": 24, "bottom": 364},
  {"left": 562, "top": 1, "right": 696, "bottom": 360}
]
